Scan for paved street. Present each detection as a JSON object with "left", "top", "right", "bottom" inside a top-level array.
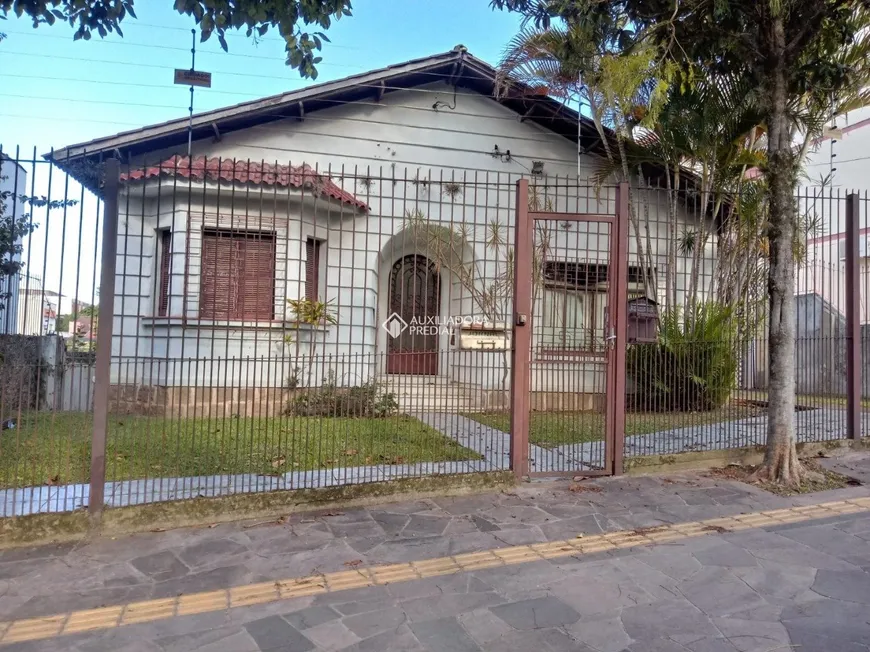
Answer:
[{"left": 1, "top": 451, "right": 870, "bottom": 651}]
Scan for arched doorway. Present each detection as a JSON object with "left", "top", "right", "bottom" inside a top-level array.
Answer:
[{"left": 387, "top": 254, "right": 440, "bottom": 375}]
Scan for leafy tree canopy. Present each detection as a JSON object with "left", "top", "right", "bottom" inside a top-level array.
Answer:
[{"left": 0, "top": 0, "right": 354, "bottom": 78}]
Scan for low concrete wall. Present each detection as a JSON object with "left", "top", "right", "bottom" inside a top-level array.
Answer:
[{"left": 108, "top": 384, "right": 295, "bottom": 418}]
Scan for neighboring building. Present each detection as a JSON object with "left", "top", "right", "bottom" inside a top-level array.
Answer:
[
  {"left": 16, "top": 276, "right": 45, "bottom": 336},
  {"left": 796, "top": 104, "right": 870, "bottom": 318},
  {"left": 802, "top": 105, "right": 870, "bottom": 192},
  {"left": 0, "top": 154, "right": 25, "bottom": 334},
  {"left": 799, "top": 229, "right": 870, "bottom": 325},
  {"left": 15, "top": 276, "right": 60, "bottom": 336},
  {"left": 49, "top": 48, "right": 716, "bottom": 405}
]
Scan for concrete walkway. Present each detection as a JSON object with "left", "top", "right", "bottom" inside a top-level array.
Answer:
[{"left": 1, "top": 451, "right": 869, "bottom": 651}]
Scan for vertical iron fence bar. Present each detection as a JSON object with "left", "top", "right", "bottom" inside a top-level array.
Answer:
[
  {"left": 89, "top": 158, "right": 121, "bottom": 525},
  {"left": 510, "top": 179, "right": 532, "bottom": 479},
  {"left": 611, "top": 182, "right": 630, "bottom": 475},
  {"left": 846, "top": 192, "right": 861, "bottom": 440}
]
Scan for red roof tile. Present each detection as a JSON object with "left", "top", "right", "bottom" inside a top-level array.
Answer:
[{"left": 120, "top": 156, "right": 367, "bottom": 210}]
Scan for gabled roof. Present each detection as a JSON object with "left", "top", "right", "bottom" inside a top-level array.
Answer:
[{"left": 47, "top": 46, "right": 607, "bottom": 192}]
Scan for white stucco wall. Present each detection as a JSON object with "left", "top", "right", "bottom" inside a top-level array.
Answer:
[{"left": 111, "top": 82, "right": 716, "bottom": 392}]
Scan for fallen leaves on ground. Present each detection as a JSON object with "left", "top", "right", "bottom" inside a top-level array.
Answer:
[
  {"left": 632, "top": 525, "right": 671, "bottom": 536},
  {"left": 243, "top": 515, "right": 288, "bottom": 529},
  {"left": 706, "top": 459, "right": 860, "bottom": 496},
  {"left": 344, "top": 559, "right": 363, "bottom": 568}
]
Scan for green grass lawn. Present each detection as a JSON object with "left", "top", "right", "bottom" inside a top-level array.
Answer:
[
  {"left": 465, "top": 404, "right": 766, "bottom": 449},
  {"left": 0, "top": 413, "right": 480, "bottom": 489}
]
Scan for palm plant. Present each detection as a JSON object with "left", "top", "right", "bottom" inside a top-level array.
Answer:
[
  {"left": 496, "top": 23, "right": 678, "bottom": 304},
  {"left": 287, "top": 297, "right": 338, "bottom": 387},
  {"left": 628, "top": 302, "right": 738, "bottom": 412}
]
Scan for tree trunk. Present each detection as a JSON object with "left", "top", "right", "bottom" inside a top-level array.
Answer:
[{"left": 757, "top": 20, "right": 803, "bottom": 485}]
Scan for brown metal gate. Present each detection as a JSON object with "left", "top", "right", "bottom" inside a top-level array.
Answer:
[{"left": 510, "top": 180, "right": 629, "bottom": 478}]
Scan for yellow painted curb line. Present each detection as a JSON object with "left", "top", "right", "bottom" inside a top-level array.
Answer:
[{"left": 1, "top": 496, "right": 868, "bottom": 645}]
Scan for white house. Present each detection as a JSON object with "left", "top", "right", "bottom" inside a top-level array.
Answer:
[{"left": 49, "top": 47, "right": 716, "bottom": 413}]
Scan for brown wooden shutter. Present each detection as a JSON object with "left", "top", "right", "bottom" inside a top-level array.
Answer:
[
  {"left": 200, "top": 231, "right": 235, "bottom": 319},
  {"left": 239, "top": 234, "right": 276, "bottom": 320},
  {"left": 158, "top": 230, "right": 171, "bottom": 316},
  {"left": 201, "top": 230, "right": 275, "bottom": 320},
  {"left": 305, "top": 238, "right": 321, "bottom": 301}
]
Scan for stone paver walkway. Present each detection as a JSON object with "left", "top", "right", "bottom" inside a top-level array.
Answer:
[{"left": 1, "top": 450, "right": 869, "bottom": 651}]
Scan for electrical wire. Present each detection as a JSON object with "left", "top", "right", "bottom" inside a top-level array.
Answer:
[
  {"left": 0, "top": 76, "right": 581, "bottom": 129},
  {"left": 1, "top": 24, "right": 372, "bottom": 52},
  {"left": 1, "top": 92, "right": 576, "bottom": 149},
  {"left": 0, "top": 49, "right": 583, "bottom": 110},
  {"left": 2, "top": 29, "right": 438, "bottom": 69},
  {"left": 806, "top": 154, "right": 870, "bottom": 167}
]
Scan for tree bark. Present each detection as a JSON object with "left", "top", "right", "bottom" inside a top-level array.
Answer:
[{"left": 756, "top": 16, "right": 803, "bottom": 485}]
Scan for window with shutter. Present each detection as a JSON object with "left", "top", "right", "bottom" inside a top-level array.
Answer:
[
  {"left": 200, "top": 230, "right": 275, "bottom": 320},
  {"left": 157, "top": 230, "right": 171, "bottom": 316},
  {"left": 305, "top": 238, "right": 322, "bottom": 301}
]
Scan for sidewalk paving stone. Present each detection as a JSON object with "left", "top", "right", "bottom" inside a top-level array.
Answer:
[{"left": 3, "top": 451, "right": 870, "bottom": 650}]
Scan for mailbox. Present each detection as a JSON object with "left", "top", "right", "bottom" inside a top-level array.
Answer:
[
  {"left": 627, "top": 297, "right": 658, "bottom": 343},
  {"left": 457, "top": 322, "right": 510, "bottom": 350}
]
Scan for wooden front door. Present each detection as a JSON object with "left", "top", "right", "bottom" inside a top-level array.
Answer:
[{"left": 387, "top": 255, "right": 440, "bottom": 375}]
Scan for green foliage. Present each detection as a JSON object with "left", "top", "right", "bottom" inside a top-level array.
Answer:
[
  {"left": 288, "top": 297, "right": 337, "bottom": 326},
  {"left": 287, "top": 297, "right": 337, "bottom": 387},
  {"left": 285, "top": 374, "right": 398, "bottom": 418},
  {"left": 77, "top": 303, "right": 98, "bottom": 318},
  {"left": 0, "top": 0, "right": 353, "bottom": 78},
  {"left": 627, "top": 302, "right": 738, "bottom": 413}
]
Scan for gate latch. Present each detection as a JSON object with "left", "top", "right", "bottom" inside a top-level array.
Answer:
[
  {"left": 515, "top": 313, "right": 527, "bottom": 327},
  {"left": 605, "top": 328, "right": 617, "bottom": 348}
]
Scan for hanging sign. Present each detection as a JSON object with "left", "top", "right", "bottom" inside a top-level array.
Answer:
[{"left": 174, "top": 69, "right": 212, "bottom": 88}]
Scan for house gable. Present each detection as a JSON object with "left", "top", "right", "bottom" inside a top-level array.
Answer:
[
  {"left": 48, "top": 47, "right": 608, "bottom": 191},
  {"left": 150, "top": 81, "right": 600, "bottom": 183}
]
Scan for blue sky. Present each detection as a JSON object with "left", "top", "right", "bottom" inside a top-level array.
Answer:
[
  {"left": 0, "top": 1, "right": 524, "bottom": 312},
  {"left": 1, "top": 1, "right": 524, "bottom": 152}
]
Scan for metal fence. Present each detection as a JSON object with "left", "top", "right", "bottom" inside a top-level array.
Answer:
[
  {"left": 0, "top": 149, "right": 867, "bottom": 521},
  {"left": 621, "top": 187, "right": 869, "bottom": 459}
]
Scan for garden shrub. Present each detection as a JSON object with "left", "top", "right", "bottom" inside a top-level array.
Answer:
[
  {"left": 627, "top": 302, "right": 738, "bottom": 412},
  {"left": 285, "top": 376, "right": 399, "bottom": 418}
]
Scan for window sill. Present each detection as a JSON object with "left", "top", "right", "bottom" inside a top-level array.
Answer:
[{"left": 141, "top": 317, "right": 328, "bottom": 332}]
